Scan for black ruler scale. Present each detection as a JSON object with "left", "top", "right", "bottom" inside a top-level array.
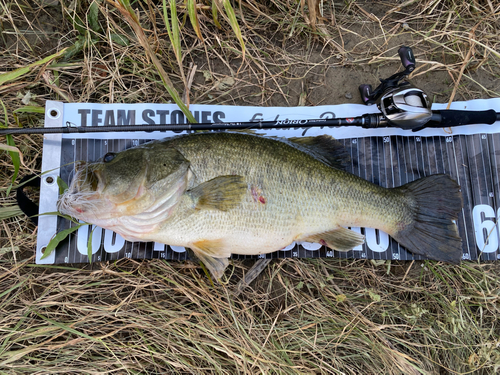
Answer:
[{"left": 53, "top": 133, "right": 500, "bottom": 265}]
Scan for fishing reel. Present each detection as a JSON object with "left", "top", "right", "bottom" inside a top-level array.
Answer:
[{"left": 359, "top": 46, "right": 433, "bottom": 130}]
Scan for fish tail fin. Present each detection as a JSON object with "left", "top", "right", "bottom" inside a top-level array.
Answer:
[{"left": 391, "top": 174, "right": 463, "bottom": 263}]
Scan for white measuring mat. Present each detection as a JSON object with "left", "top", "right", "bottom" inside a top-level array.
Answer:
[{"left": 37, "top": 99, "right": 500, "bottom": 264}]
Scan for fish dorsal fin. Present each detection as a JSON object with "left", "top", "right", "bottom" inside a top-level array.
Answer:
[
  {"left": 287, "top": 135, "right": 350, "bottom": 171},
  {"left": 230, "top": 129, "right": 265, "bottom": 135},
  {"left": 189, "top": 175, "right": 247, "bottom": 211},
  {"left": 303, "top": 227, "right": 365, "bottom": 251}
]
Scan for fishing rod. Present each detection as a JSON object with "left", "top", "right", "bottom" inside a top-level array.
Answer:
[
  {"left": 0, "top": 46, "right": 498, "bottom": 136},
  {"left": 0, "top": 107, "right": 498, "bottom": 135}
]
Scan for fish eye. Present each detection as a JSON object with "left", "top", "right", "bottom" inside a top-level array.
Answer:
[{"left": 103, "top": 152, "right": 116, "bottom": 163}]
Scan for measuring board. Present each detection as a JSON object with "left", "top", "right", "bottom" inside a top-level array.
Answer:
[{"left": 36, "top": 99, "right": 500, "bottom": 264}]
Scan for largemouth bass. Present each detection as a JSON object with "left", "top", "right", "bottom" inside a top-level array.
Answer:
[{"left": 58, "top": 132, "right": 463, "bottom": 278}]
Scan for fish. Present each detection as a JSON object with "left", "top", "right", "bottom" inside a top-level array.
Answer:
[{"left": 58, "top": 132, "right": 463, "bottom": 279}]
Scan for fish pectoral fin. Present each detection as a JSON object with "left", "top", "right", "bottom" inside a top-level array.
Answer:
[
  {"left": 304, "top": 227, "right": 365, "bottom": 252},
  {"left": 191, "top": 239, "right": 231, "bottom": 280},
  {"left": 189, "top": 175, "right": 247, "bottom": 211}
]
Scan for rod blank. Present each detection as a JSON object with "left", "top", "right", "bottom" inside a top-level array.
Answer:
[
  {"left": 0, "top": 114, "right": 381, "bottom": 135},
  {"left": 0, "top": 110, "right": 497, "bottom": 135}
]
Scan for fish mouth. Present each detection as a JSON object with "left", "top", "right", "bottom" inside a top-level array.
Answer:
[
  {"left": 57, "top": 163, "right": 103, "bottom": 219},
  {"left": 72, "top": 162, "right": 101, "bottom": 194}
]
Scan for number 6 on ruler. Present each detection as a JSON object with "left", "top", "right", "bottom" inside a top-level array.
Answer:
[{"left": 472, "top": 205, "right": 499, "bottom": 253}]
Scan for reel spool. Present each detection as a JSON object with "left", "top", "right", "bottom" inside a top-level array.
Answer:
[{"left": 378, "top": 86, "right": 432, "bottom": 130}]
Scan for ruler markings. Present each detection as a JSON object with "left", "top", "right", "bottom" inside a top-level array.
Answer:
[{"left": 55, "top": 134, "right": 490, "bottom": 263}]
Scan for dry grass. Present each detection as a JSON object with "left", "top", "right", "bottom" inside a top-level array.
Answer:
[
  {"left": 1, "top": 256, "right": 500, "bottom": 374},
  {"left": 1, "top": 0, "right": 500, "bottom": 373}
]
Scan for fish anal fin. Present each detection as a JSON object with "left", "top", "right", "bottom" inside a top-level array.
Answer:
[
  {"left": 288, "top": 135, "right": 350, "bottom": 171},
  {"left": 191, "top": 239, "right": 231, "bottom": 279},
  {"left": 193, "top": 239, "right": 229, "bottom": 255},
  {"left": 304, "top": 227, "right": 365, "bottom": 252},
  {"left": 189, "top": 175, "right": 247, "bottom": 211}
]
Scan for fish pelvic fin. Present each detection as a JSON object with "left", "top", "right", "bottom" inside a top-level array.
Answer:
[
  {"left": 303, "top": 227, "right": 365, "bottom": 251},
  {"left": 287, "top": 135, "right": 350, "bottom": 171},
  {"left": 392, "top": 174, "right": 463, "bottom": 264},
  {"left": 189, "top": 175, "right": 247, "bottom": 211},
  {"left": 191, "top": 239, "right": 231, "bottom": 280}
]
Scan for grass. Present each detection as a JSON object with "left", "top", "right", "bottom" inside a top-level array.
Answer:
[{"left": 0, "top": 0, "right": 500, "bottom": 373}]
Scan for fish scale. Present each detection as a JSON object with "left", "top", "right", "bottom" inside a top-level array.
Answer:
[{"left": 166, "top": 133, "right": 346, "bottom": 237}]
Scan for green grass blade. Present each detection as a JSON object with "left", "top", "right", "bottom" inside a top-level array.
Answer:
[
  {"left": 57, "top": 176, "right": 69, "bottom": 195},
  {"left": 163, "top": 0, "right": 188, "bottom": 84},
  {"left": 5, "top": 135, "right": 20, "bottom": 190},
  {"left": 162, "top": 0, "right": 191, "bottom": 105},
  {"left": 63, "top": 35, "right": 86, "bottom": 61},
  {"left": 212, "top": 0, "right": 221, "bottom": 29},
  {"left": 87, "top": 226, "right": 95, "bottom": 263},
  {"left": 169, "top": 0, "right": 182, "bottom": 63},
  {"left": 35, "top": 211, "right": 83, "bottom": 225},
  {"left": 88, "top": 0, "right": 102, "bottom": 33},
  {"left": 187, "top": 0, "right": 204, "bottom": 41},
  {"left": 0, "top": 48, "right": 68, "bottom": 87},
  {"left": 13, "top": 106, "right": 45, "bottom": 114},
  {"left": 0, "top": 280, "right": 26, "bottom": 300},
  {"left": 69, "top": 9, "right": 87, "bottom": 35},
  {"left": 0, "top": 67, "right": 30, "bottom": 87},
  {"left": 40, "top": 223, "right": 87, "bottom": 260},
  {"left": 221, "top": 0, "right": 245, "bottom": 58},
  {"left": 110, "top": 33, "right": 129, "bottom": 46},
  {"left": 0, "top": 100, "right": 20, "bottom": 195},
  {"left": 32, "top": 311, "right": 101, "bottom": 342},
  {"left": 162, "top": 0, "right": 174, "bottom": 55},
  {"left": 0, "top": 205, "right": 23, "bottom": 220},
  {"left": 110, "top": 0, "right": 196, "bottom": 123}
]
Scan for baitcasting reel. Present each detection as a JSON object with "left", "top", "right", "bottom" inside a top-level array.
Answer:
[{"left": 359, "top": 46, "right": 433, "bottom": 130}]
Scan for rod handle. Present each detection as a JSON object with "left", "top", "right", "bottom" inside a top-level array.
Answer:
[{"left": 430, "top": 109, "right": 498, "bottom": 127}]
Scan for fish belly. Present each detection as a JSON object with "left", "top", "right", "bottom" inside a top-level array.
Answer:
[{"left": 152, "top": 184, "right": 342, "bottom": 257}]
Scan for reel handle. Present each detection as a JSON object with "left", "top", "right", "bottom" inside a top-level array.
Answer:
[
  {"left": 358, "top": 84, "right": 373, "bottom": 105},
  {"left": 398, "top": 46, "right": 416, "bottom": 72},
  {"left": 359, "top": 45, "right": 416, "bottom": 105}
]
